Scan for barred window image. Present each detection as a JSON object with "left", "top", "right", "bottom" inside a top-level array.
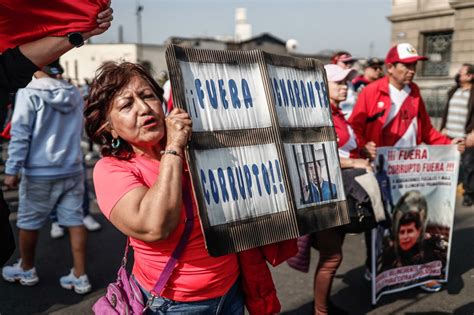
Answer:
[{"left": 422, "top": 32, "right": 453, "bottom": 77}]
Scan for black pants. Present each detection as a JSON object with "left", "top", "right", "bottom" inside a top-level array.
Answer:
[
  {"left": 0, "top": 191, "right": 15, "bottom": 266},
  {"left": 462, "top": 147, "right": 474, "bottom": 197}
]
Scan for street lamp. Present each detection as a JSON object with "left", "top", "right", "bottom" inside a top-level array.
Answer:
[{"left": 136, "top": 2, "right": 143, "bottom": 45}]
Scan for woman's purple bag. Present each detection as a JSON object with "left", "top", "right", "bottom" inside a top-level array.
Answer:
[
  {"left": 92, "top": 242, "right": 145, "bottom": 314},
  {"left": 92, "top": 187, "right": 194, "bottom": 314}
]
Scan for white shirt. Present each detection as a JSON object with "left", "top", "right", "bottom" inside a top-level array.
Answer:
[{"left": 386, "top": 84, "right": 417, "bottom": 147}]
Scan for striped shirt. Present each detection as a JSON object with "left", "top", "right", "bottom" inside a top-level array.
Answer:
[{"left": 446, "top": 88, "right": 471, "bottom": 138}]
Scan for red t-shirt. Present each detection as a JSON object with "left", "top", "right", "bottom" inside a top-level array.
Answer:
[{"left": 93, "top": 155, "right": 239, "bottom": 301}]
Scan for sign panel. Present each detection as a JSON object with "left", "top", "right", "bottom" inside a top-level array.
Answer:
[
  {"left": 372, "top": 145, "right": 459, "bottom": 303},
  {"left": 267, "top": 65, "right": 331, "bottom": 128},
  {"left": 179, "top": 61, "right": 271, "bottom": 131},
  {"left": 283, "top": 141, "right": 345, "bottom": 209},
  {"left": 194, "top": 144, "right": 288, "bottom": 226},
  {"left": 167, "top": 45, "right": 349, "bottom": 256}
]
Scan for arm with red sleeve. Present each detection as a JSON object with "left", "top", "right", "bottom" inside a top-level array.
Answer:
[
  {"left": 418, "top": 97, "right": 451, "bottom": 145},
  {"left": 0, "top": 1, "right": 113, "bottom": 69},
  {"left": 0, "top": 0, "right": 109, "bottom": 52}
]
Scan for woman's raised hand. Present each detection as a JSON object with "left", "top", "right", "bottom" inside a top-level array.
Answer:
[{"left": 164, "top": 108, "right": 192, "bottom": 151}]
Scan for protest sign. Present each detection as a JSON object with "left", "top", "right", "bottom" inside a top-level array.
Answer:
[
  {"left": 371, "top": 145, "right": 460, "bottom": 303},
  {"left": 166, "top": 45, "right": 349, "bottom": 256}
]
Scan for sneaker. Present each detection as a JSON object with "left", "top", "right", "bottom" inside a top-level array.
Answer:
[
  {"left": 2, "top": 259, "right": 39, "bottom": 286},
  {"left": 420, "top": 280, "right": 442, "bottom": 293},
  {"left": 462, "top": 195, "right": 473, "bottom": 207},
  {"left": 364, "top": 268, "right": 372, "bottom": 282},
  {"left": 60, "top": 269, "right": 91, "bottom": 294},
  {"left": 50, "top": 222, "right": 65, "bottom": 239},
  {"left": 83, "top": 215, "right": 101, "bottom": 232}
]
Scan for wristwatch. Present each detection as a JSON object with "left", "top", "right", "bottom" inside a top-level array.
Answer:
[{"left": 67, "top": 32, "right": 84, "bottom": 48}]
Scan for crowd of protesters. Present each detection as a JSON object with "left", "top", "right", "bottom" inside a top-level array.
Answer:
[{"left": 1, "top": 3, "right": 474, "bottom": 314}]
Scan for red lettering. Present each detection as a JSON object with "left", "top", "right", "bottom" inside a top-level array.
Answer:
[
  {"left": 398, "top": 149, "right": 428, "bottom": 160},
  {"left": 422, "top": 162, "right": 445, "bottom": 172}
]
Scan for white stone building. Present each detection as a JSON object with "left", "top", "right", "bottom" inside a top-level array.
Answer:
[{"left": 60, "top": 43, "right": 167, "bottom": 84}]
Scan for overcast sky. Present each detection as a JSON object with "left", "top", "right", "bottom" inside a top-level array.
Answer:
[{"left": 95, "top": 0, "right": 392, "bottom": 58}]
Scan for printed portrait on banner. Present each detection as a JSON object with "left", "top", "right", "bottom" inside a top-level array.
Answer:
[{"left": 372, "top": 145, "right": 459, "bottom": 303}]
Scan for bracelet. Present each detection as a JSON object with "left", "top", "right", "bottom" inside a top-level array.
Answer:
[{"left": 160, "top": 149, "right": 184, "bottom": 160}]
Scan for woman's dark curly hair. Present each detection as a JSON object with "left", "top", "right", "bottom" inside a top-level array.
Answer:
[{"left": 84, "top": 62, "right": 164, "bottom": 160}]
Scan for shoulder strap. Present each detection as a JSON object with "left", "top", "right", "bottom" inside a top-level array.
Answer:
[{"left": 150, "top": 178, "right": 195, "bottom": 296}]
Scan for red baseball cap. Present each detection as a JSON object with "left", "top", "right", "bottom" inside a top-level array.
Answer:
[
  {"left": 331, "top": 52, "right": 357, "bottom": 64},
  {"left": 385, "top": 43, "right": 428, "bottom": 64}
]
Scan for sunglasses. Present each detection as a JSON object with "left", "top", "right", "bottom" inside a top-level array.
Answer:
[
  {"left": 342, "top": 60, "right": 355, "bottom": 65},
  {"left": 370, "top": 66, "right": 383, "bottom": 70}
]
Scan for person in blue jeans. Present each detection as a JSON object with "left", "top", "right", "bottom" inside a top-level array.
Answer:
[{"left": 139, "top": 277, "right": 244, "bottom": 314}]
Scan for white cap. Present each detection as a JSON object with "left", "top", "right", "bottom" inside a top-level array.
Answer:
[{"left": 324, "top": 64, "right": 356, "bottom": 82}]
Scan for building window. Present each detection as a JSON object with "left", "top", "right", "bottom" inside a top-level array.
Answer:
[{"left": 422, "top": 31, "right": 453, "bottom": 76}]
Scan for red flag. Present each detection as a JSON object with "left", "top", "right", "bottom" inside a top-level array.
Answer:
[{"left": 0, "top": 0, "right": 109, "bottom": 52}]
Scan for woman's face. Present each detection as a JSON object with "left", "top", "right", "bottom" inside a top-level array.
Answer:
[
  {"left": 108, "top": 75, "right": 165, "bottom": 150},
  {"left": 328, "top": 80, "right": 348, "bottom": 105},
  {"left": 398, "top": 222, "right": 420, "bottom": 251}
]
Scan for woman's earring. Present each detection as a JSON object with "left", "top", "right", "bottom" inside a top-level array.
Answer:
[{"left": 111, "top": 138, "right": 121, "bottom": 149}]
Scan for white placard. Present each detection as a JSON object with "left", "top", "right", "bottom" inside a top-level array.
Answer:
[
  {"left": 267, "top": 65, "right": 332, "bottom": 128},
  {"left": 372, "top": 145, "right": 460, "bottom": 304},
  {"left": 194, "top": 144, "right": 289, "bottom": 226},
  {"left": 179, "top": 61, "right": 271, "bottom": 132}
]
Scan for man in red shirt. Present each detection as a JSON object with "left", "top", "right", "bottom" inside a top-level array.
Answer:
[
  {"left": 349, "top": 43, "right": 465, "bottom": 293},
  {"left": 349, "top": 43, "right": 464, "bottom": 160}
]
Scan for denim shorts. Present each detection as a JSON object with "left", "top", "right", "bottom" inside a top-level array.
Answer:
[
  {"left": 17, "top": 174, "right": 84, "bottom": 230},
  {"left": 136, "top": 277, "right": 244, "bottom": 315}
]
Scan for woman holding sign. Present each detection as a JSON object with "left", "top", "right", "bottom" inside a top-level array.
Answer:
[
  {"left": 308, "top": 65, "right": 379, "bottom": 315},
  {"left": 85, "top": 62, "right": 244, "bottom": 314}
]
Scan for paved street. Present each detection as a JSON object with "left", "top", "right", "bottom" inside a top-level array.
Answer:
[{"left": 0, "top": 160, "right": 473, "bottom": 315}]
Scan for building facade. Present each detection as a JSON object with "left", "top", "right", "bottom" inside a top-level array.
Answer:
[
  {"left": 389, "top": 0, "right": 474, "bottom": 116},
  {"left": 60, "top": 43, "right": 167, "bottom": 85}
]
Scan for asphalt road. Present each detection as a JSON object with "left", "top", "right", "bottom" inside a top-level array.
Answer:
[{"left": 0, "top": 161, "right": 473, "bottom": 315}]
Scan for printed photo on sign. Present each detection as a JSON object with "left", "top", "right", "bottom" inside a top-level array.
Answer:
[
  {"left": 178, "top": 61, "right": 271, "bottom": 132},
  {"left": 267, "top": 65, "right": 331, "bottom": 128},
  {"left": 194, "top": 144, "right": 289, "bottom": 226},
  {"left": 284, "top": 141, "right": 344, "bottom": 209},
  {"left": 372, "top": 145, "right": 459, "bottom": 303}
]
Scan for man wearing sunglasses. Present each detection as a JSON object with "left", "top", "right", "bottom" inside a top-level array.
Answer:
[
  {"left": 353, "top": 58, "right": 385, "bottom": 93},
  {"left": 331, "top": 51, "right": 358, "bottom": 119}
]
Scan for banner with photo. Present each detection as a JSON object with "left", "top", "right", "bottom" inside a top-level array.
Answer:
[
  {"left": 167, "top": 45, "right": 349, "bottom": 256},
  {"left": 371, "top": 145, "right": 460, "bottom": 303}
]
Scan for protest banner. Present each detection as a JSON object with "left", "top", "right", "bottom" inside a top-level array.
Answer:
[
  {"left": 371, "top": 145, "right": 460, "bottom": 303},
  {"left": 166, "top": 44, "right": 349, "bottom": 256}
]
